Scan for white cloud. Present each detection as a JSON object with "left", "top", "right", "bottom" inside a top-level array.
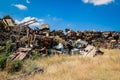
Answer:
[
  {"left": 13, "top": 4, "right": 27, "bottom": 10},
  {"left": 15, "top": 17, "right": 44, "bottom": 28},
  {"left": 26, "top": 0, "right": 30, "bottom": 4},
  {"left": 82, "top": 0, "right": 115, "bottom": 6}
]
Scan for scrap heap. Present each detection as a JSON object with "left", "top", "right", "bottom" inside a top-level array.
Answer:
[{"left": 0, "top": 15, "right": 120, "bottom": 60}]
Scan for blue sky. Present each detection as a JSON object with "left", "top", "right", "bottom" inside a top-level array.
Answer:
[{"left": 0, "top": 0, "right": 120, "bottom": 31}]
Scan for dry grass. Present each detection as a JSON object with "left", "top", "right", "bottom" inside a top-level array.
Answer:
[{"left": 0, "top": 49, "right": 120, "bottom": 80}]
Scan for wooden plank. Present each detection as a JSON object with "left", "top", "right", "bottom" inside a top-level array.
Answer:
[{"left": 11, "top": 48, "right": 31, "bottom": 61}]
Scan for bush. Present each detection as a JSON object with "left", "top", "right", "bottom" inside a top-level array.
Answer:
[
  {"left": 9, "top": 60, "right": 23, "bottom": 73},
  {"left": 0, "top": 55, "right": 7, "bottom": 70},
  {"left": 31, "top": 50, "right": 41, "bottom": 60},
  {"left": 5, "top": 40, "right": 12, "bottom": 56},
  {"left": 0, "top": 46, "right": 5, "bottom": 53}
]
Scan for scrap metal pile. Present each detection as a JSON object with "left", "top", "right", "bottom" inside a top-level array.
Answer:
[{"left": 0, "top": 15, "right": 120, "bottom": 60}]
